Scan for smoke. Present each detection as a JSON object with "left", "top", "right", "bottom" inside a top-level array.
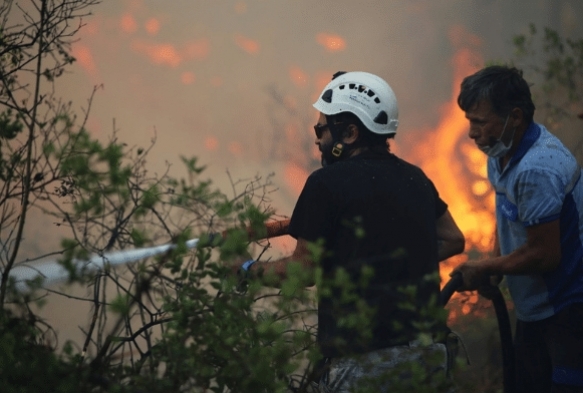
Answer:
[
  {"left": 12, "top": 0, "right": 583, "bottom": 343},
  {"left": 61, "top": 1, "right": 582, "bottom": 182}
]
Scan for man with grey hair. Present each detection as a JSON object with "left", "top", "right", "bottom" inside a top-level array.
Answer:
[{"left": 454, "top": 65, "right": 583, "bottom": 393}]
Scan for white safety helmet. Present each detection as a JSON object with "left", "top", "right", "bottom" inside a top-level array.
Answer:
[{"left": 313, "top": 71, "right": 399, "bottom": 135}]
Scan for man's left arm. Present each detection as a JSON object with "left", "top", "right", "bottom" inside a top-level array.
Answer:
[
  {"left": 454, "top": 219, "right": 561, "bottom": 290},
  {"left": 436, "top": 209, "right": 465, "bottom": 261},
  {"left": 227, "top": 237, "right": 317, "bottom": 287}
]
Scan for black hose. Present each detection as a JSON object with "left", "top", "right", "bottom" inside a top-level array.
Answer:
[
  {"left": 488, "top": 285, "right": 516, "bottom": 393},
  {"left": 439, "top": 273, "right": 464, "bottom": 306},
  {"left": 439, "top": 273, "right": 516, "bottom": 393}
]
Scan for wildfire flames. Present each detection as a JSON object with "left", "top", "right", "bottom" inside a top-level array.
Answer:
[
  {"left": 404, "top": 27, "right": 495, "bottom": 315},
  {"left": 316, "top": 33, "right": 347, "bottom": 52},
  {"left": 409, "top": 45, "right": 495, "bottom": 260}
]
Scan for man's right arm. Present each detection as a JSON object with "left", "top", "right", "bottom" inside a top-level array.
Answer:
[{"left": 436, "top": 209, "right": 465, "bottom": 261}]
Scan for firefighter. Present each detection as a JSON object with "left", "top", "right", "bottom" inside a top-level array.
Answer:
[{"left": 230, "top": 71, "right": 465, "bottom": 392}]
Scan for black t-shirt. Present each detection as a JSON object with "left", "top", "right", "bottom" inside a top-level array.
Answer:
[{"left": 288, "top": 151, "right": 448, "bottom": 357}]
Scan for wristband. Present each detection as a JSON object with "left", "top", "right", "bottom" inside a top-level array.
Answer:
[{"left": 241, "top": 259, "right": 256, "bottom": 272}]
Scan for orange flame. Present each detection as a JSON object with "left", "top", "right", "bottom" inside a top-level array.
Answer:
[
  {"left": 402, "top": 27, "right": 495, "bottom": 316},
  {"left": 316, "top": 33, "right": 346, "bottom": 52},
  {"left": 409, "top": 29, "right": 494, "bottom": 256}
]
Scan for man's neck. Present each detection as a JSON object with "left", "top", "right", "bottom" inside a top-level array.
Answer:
[
  {"left": 501, "top": 122, "right": 529, "bottom": 170},
  {"left": 347, "top": 146, "right": 365, "bottom": 158}
]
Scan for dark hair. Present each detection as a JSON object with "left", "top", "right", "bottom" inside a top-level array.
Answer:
[
  {"left": 457, "top": 65, "right": 535, "bottom": 123},
  {"left": 328, "top": 112, "right": 393, "bottom": 153}
]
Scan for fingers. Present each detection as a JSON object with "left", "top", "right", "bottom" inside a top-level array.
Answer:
[{"left": 451, "top": 262, "right": 490, "bottom": 292}]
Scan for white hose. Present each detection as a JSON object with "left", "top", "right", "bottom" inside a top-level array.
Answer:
[{"left": 3, "top": 237, "right": 201, "bottom": 292}]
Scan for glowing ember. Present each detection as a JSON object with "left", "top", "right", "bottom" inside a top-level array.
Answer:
[
  {"left": 145, "top": 18, "right": 160, "bottom": 35},
  {"left": 289, "top": 66, "right": 309, "bottom": 88},
  {"left": 181, "top": 71, "right": 195, "bottom": 85},
  {"left": 120, "top": 13, "right": 138, "bottom": 34},
  {"left": 72, "top": 44, "right": 98, "bottom": 77},
  {"left": 128, "top": 37, "right": 209, "bottom": 68},
  {"left": 316, "top": 33, "right": 346, "bottom": 52},
  {"left": 234, "top": 34, "right": 260, "bottom": 54},
  {"left": 205, "top": 136, "right": 219, "bottom": 151},
  {"left": 131, "top": 41, "right": 182, "bottom": 67}
]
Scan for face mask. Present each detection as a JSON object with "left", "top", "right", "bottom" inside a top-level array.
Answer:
[{"left": 478, "top": 115, "right": 516, "bottom": 158}]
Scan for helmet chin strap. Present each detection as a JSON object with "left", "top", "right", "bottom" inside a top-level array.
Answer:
[
  {"left": 320, "top": 140, "right": 344, "bottom": 167},
  {"left": 321, "top": 116, "right": 357, "bottom": 167}
]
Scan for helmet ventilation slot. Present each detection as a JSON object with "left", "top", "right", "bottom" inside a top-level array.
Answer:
[
  {"left": 374, "top": 111, "right": 388, "bottom": 124},
  {"left": 321, "top": 89, "right": 333, "bottom": 103}
]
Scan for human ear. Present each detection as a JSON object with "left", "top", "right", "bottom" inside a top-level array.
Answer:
[
  {"left": 510, "top": 107, "right": 524, "bottom": 128},
  {"left": 342, "top": 124, "right": 359, "bottom": 144}
]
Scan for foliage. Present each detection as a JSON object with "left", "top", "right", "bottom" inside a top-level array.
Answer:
[
  {"left": 0, "top": 2, "right": 321, "bottom": 392},
  {"left": 0, "top": 320, "right": 82, "bottom": 392},
  {"left": 513, "top": 24, "right": 583, "bottom": 107},
  {"left": 511, "top": 23, "right": 583, "bottom": 158},
  {"left": 0, "top": 2, "right": 462, "bottom": 392}
]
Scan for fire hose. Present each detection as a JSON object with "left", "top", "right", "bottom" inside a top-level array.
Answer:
[
  {"left": 3, "top": 219, "right": 515, "bottom": 392},
  {"left": 440, "top": 273, "right": 516, "bottom": 393},
  {"left": 2, "top": 219, "right": 290, "bottom": 293}
]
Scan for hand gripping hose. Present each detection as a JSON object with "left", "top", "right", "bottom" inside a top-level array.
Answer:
[{"left": 440, "top": 273, "right": 516, "bottom": 393}]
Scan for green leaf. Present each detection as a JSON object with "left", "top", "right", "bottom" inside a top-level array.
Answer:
[
  {"left": 109, "top": 294, "right": 132, "bottom": 315},
  {"left": 0, "top": 110, "right": 23, "bottom": 139}
]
